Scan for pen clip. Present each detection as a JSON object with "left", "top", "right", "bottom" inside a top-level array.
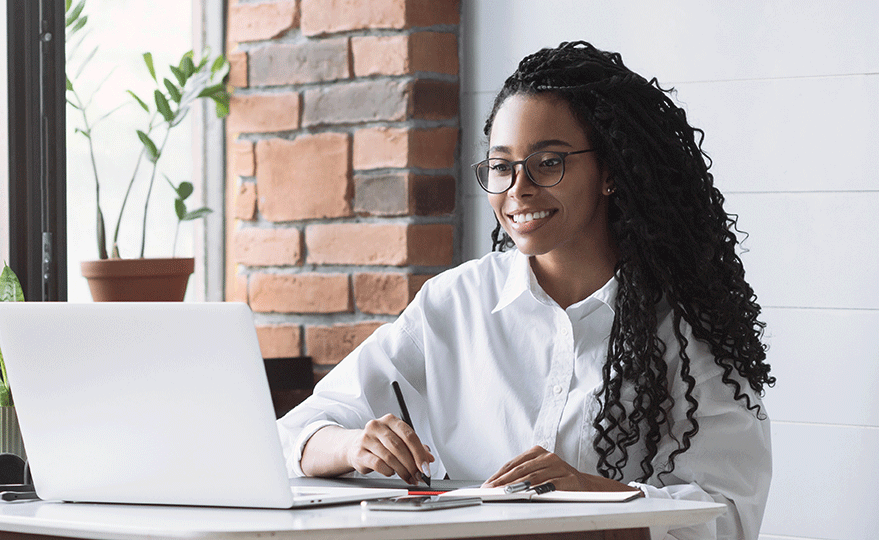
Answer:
[
  {"left": 503, "top": 481, "right": 531, "bottom": 494},
  {"left": 529, "top": 482, "right": 556, "bottom": 495}
]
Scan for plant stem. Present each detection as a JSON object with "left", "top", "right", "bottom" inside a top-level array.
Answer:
[
  {"left": 71, "top": 88, "right": 108, "bottom": 260},
  {"left": 138, "top": 127, "right": 172, "bottom": 258},
  {"left": 112, "top": 112, "right": 159, "bottom": 258}
]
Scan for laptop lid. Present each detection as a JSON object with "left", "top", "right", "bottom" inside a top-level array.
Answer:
[{"left": 0, "top": 302, "right": 336, "bottom": 508}]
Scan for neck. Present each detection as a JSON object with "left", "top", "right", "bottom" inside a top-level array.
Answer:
[{"left": 530, "top": 236, "right": 618, "bottom": 310}]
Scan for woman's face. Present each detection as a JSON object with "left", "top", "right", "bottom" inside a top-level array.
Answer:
[{"left": 487, "top": 93, "right": 613, "bottom": 261}]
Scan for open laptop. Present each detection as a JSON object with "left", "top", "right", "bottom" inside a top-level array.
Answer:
[{"left": 0, "top": 302, "right": 406, "bottom": 508}]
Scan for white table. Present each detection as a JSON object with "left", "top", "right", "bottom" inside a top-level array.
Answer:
[{"left": 0, "top": 498, "right": 724, "bottom": 540}]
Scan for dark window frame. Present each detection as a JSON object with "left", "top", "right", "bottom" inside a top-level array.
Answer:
[{"left": 7, "top": 0, "right": 66, "bottom": 301}]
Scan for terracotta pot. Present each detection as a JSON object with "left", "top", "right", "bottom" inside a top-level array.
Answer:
[{"left": 80, "top": 258, "right": 195, "bottom": 302}]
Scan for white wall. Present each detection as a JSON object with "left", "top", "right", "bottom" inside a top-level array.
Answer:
[{"left": 460, "top": 2, "right": 879, "bottom": 538}]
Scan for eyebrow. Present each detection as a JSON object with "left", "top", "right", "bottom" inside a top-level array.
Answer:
[{"left": 488, "top": 139, "right": 575, "bottom": 155}]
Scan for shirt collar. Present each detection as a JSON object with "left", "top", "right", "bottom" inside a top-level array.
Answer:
[{"left": 492, "top": 249, "right": 618, "bottom": 316}]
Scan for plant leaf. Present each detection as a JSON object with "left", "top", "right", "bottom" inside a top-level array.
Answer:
[
  {"left": 197, "top": 83, "right": 226, "bottom": 99},
  {"left": 137, "top": 130, "right": 160, "bottom": 163},
  {"left": 0, "top": 264, "right": 24, "bottom": 303},
  {"left": 68, "top": 15, "right": 87, "bottom": 35},
  {"left": 154, "top": 90, "right": 174, "bottom": 123},
  {"left": 183, "top": 207, "right": 213, "bottom": 221},
  {"left": 169, "top": 65, "right": 186, "bottom": 87},
  {"left": 174, "top": 198, "right": 186, "bottom": 221},
  {"left": 163, "top": 78, "right": 182, "bottom": 104},
  {"left": 66, "top": 77, "right": 73, "bottom": 91},
  {"left": 65, "top": 0, "right": 72, "bottom": 12},
  {"left": 74, "top": 127, "right": 90, "bottom": 139},
  {"left": 214, "top": 97, "right": 229, "bottom": 118},
  {"left": 127, "top": 90, "right": 149, "bottom": 112},
  {"left": 143, "top": 52, "right": 156, "bottom": 81},
  {"left": 74, "top": 45, "right": 98, "bottom": 80},
  {"left": 210, "top": 56, "right": 227, "bottom": 75},
  {"left": 66, "top": 0, "right": 85, "bottom": 26},
  {"left": 180, "top": 56, "right": 196, "bottom": 78},
  {"left": 177, "top": 181, "right": 194, "bottom": 200}
]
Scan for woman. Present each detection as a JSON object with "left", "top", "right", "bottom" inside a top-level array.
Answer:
[{"left": 278, "top": 41, "right": 775, "bottom": 539}]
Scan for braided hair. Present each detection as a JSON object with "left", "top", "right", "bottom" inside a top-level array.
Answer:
[{"left": 484, "top": 41, "right": 775, "bottom": 483}]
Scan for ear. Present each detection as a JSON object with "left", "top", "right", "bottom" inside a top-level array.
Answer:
[{"left": 599, "top": 163, "right": 615, "bottom": 195}]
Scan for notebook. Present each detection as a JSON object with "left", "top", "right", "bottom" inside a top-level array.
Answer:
[{"left": 0, "top": 302, "right": 406, "bottom": 508}]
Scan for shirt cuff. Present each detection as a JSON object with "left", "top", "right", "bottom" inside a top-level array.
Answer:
[{"left": 291, "top": 420, "right": 342, "bottom": 477}]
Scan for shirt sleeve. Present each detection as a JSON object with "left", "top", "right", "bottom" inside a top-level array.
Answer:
[
  {"left": 276, "top": 304, "right": 430, "bottom": 478},
  {"left": 628, "top": 324, "right": 772, "bottom": 540}
]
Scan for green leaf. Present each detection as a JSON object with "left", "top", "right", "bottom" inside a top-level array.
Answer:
[
  {"left": 66, "top": 0, "right": 85, "bottom": 27},
  {"left": 177, "top": 181, "right": 194, "bottom": 200},
  {"left": 197, "top": 83, "right": 226, "bottom": 99},
  {"left": 67, "top": 98, "right": 81, "bottom": 110},
  {"left": 0, "top": 264, "right": 24, "bottom": 303},
  {"left": 65, "top": 0, "right": 72, "bottom": 12},
  {"left": 68, "top": 15, "right": 87, "bottom": 35},
  {"left": 74, "top": 127, "right": 91, "bottom": 139},
  {"left": 127, "top": 90, "right": 149, "bottom": 112},
  {"left": 154, "top": 90, "right": 174, "bottom": 123},
  {"left": 137, "top": 130, "right": 159, "bottom": 163},
  {"left": 174, "top": 198, "right": 186, "bottom": 221},
  {"left": 66, "top": 77, "right": 73, "bottom": 91},
  {"left": 163, "top": 78, "right": 182, "bottom": 103},
  {"left": 180, "top": 56, "right": 196, "bottom": 78},
  {"left": 214, "top": 96, "right": 229, "bottom": 118},
  {"left": 169, "top": 65, "right": 186, "bottom": 87},
  {"left": 183, "top": 207, "right": 213, "bottom": 221},
  {"left": 143, "top": 52, "right": 156, "bottom": 81},
  {"left": 210, "top": 56, "right": 227, "bottom": 76}
]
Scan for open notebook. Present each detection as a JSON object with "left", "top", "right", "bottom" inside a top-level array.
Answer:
[
  {"left": 439, "top": 485, "right": 642, "bottom": 502},
  {"left": 0, "top": 302, "right": 405, "bottom": 508}
]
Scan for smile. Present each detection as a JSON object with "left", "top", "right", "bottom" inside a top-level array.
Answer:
[{"left": 511, "top": 210, "right": 553, "bottom": 224}]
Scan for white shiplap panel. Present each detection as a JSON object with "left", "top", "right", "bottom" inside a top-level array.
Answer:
[
  {"left": 761, "top": 422, "right": 879, "bottom": 539},
  {"left": 760, "top": 308, "right": 879, "bottom": 427},
  {"left": 725, "top": 192, "right": 879, "bottom": 310},
  {"left": 463, "top": 0, "right": 879, "bottom": 94},
  {"left": 674, "top": 75, "right": 879, "bottom": 193}
]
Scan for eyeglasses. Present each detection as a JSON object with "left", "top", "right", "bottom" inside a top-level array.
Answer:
[{"left": 472, "top": 149, "right": 596, "bottom": 194}]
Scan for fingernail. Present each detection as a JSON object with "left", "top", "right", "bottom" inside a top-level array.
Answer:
[{"left": 421, "top": 462, "right": 431, "bottom": 477}]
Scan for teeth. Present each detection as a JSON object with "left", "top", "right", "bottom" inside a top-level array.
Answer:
[{"left": 513, "top": 211, "right": 550, "bottom": 224}]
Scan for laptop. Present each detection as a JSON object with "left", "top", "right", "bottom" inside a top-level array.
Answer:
[{"left": 0, "top": 302, "right": 406, "bottom": 508}]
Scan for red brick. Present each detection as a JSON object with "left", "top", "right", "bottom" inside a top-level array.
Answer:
[
  {"left": 305, "top": 223, "right": 452, "bottom": 266},
  {"left": 256, "top": 324, "right": 302, "bottom": 358},
  {"left": 301, "top": 0, "right": 406, "bottom": 36},
  {"left": 249, "top": 39, "right": 351, "bottom": 86},
  {"left": 354, "top": 272, "right": 431, "bottom": 314},
  {"left": 234, "top": 182, "right": 257, "bottom": 220},
  {"left": 229, "top": 1, "right": 299, "bottom": 43},
  {"left": 306, "top": 322, "right": 384, "bottom": 366},
  {"left": 301, "top": 0, "right": 459, "bottom": 36},
  {"left": 411, "top": 80, "right": 458, "bottom": 120},
  {"left": 234, "top": 227, "right": 302, "bottom": 266},
  {"left": 249, "top": 273, "right": 352, "bottom": 313},
  {"left": 230, "top": 140, "right": 255, "bottom": 177},
  {"left": 255, "top": 133, "right": 352, "bottom": 221},
  {"left": 352, "top": 32, "right": 457, "bottom": 77},
  {"left": 407, "top": 223, "right": 453, "bottom": 266},
  {"left": 228, "top": 50, "right": 248, "bottom": 88},
  {"left": 353, "top": 126, "right": 457, "bottom": 170},
  {"left": 228, "top": 93, "right": 301, "bottom": 133},
  {"left": 303, "top": 79, "right": 409, "bottom": 126},
  {"left": 354, "top": 173, "right": 455, "bottom": 216}
]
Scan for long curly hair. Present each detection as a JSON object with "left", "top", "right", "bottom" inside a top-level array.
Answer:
[{"left": 484, "top": 41, "right": 775, "bottom": 483}]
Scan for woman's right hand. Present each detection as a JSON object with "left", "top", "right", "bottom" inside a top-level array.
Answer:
[{"left": 301, "top": 415, "right": 434, "bottom": 486}]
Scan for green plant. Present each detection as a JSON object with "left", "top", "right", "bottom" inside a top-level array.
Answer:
[
  {"left": 65, "top": 0, "right": 230, "bottom": 260},
  {"left": 0, "top": 264, "right": 24, "bottom": 407}
]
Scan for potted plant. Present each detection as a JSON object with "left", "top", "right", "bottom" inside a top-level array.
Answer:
[
  {"left": 66, "top": 0, "right": 231, "bottom": 301},
  {"left": 0, "top": 264, "right": 26, "bottom": 459}
]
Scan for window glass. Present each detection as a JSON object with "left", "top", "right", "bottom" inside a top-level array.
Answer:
[
  {"left": 66, "top": 0, "right": 194, "bottom": 301},
  {"left": 0, "top": 4, "right": 8, "bottom": 264}
]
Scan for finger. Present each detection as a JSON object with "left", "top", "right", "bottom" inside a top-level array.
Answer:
[
  {"left": 381, "top": 414, "right": 435, "bottom": 483},
  {"left": 484, "top": 446, "right": 548, "bottom": 486},
  {"left": 372, "top": 421, "right": 426, "bottom": 484},
  {"left": 359, "top": 419, "right": 419, "bottom": 483}
]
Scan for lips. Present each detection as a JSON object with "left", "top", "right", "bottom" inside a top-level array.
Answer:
[{"left": 507, "top": 209, "right": 556, "bottom": 232}]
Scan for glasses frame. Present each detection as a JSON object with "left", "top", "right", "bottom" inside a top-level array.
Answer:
[{"left": 471, "top": 149, "right": 597, "bottom": 194}]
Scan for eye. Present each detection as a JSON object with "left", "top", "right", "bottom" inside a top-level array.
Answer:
[
  {"left": 488, "top": 160, "right": 512, "bottom": 173},
  {"left": 538, "top": 155, "right": 562, "bottom": 168}
]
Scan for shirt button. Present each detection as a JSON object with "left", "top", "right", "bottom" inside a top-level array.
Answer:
[{"left": 553, "top": 385, "right": 563, "bottom": 394}]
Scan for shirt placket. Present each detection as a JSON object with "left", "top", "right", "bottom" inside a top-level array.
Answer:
[{"left": 531, "top": 309, "right": 575, "bottom": 451}]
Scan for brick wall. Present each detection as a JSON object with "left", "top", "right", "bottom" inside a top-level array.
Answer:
[{"left": 225, "top": 0, "right": 460, "bottom": 412}]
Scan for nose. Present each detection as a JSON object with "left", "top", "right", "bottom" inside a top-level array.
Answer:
[{"left": 507, "top": 163, "right": 538, "bottom": 197}]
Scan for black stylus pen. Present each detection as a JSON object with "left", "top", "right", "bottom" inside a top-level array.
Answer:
[{"left": 391, "top": 381, "right": 431, "bottom": 487}]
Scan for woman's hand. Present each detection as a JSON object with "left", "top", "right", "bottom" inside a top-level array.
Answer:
[
  {"left": 482, "top": 446, "right": 641, "bottom": 493},
  {"left": 301, "top": 415, "right": 434, "bottom": 486}
]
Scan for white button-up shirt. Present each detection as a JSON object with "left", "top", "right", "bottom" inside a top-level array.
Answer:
[{"left": 278, "top": 249, "right": 771, "bottom": 540}]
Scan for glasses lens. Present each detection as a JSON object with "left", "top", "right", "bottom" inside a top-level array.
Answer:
[
  {"left": 475, "top": 159, "right": 513, "bottom": 193},
  {"left": 525, "top": 152, "right": 564, "bottom": 186}
]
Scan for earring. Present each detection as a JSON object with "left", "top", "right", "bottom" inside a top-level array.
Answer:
[{"left": 605, "top": 186, "right": 615, "bottom": 195}]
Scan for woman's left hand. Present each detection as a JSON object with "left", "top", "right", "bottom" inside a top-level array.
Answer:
[{"left": 482, "top": 446, "right": 642, "bottom": 493}]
